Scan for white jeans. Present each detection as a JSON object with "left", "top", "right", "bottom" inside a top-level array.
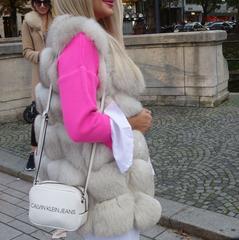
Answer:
[{"left": 84, "top": 229, "right": 139, "bottom": 240}]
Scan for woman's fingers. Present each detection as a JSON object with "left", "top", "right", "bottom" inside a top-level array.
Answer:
[{"left": 127, "top": 109, "right": 153, "bottom": 133}]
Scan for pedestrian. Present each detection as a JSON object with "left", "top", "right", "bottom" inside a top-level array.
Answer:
[
  {"left": 35, "top": 0, "right": 162, "bottom": 239},
  {"left": 21, "top": 0, "right": 53, "bottom": 171},
  {"left": 133, "top": 13, "right": 147, "bottom": 34}
]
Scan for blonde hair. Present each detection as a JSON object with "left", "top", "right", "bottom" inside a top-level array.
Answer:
[{"left": 52, "top": 0, "right": 144, "bottom": 94}]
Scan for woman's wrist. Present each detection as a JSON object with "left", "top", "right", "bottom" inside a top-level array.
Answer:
[{"left": 127, "top": 116, "right": 136, "bottom": 130}]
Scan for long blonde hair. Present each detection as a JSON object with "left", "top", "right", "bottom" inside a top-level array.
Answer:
[{"left": 52, "top": 0, "right": 144, "bottom": 94}]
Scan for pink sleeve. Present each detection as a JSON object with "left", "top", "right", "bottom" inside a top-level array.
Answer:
[{"left": 57, "top": 32, "right": 112, "bottom": 148}]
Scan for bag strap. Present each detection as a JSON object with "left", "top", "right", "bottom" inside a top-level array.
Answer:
[
  {"left": 34, "top": 84, "right": 106, "bottom": 200},
  {"left": 34, "top": 84, "right": 53, "bottom": 185}
]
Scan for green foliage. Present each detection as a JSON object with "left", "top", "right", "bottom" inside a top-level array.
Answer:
[
  {"left": 185, "top": 0, "right": 224, "bottom": 24},
  {"left": 223, "top": 41, "right": 239, "bottom": 71},
  {"left": 226, "top": 0, "right": 239, "bottom": 20},
  {"left": 0, "top": 0, "right": 29, "bottom": 15},
  {"left": 186, "top": 0, "right": 224, "bottom": 14},
  {"left": 227, "top": 0, "right": 239, "bottom": 9}
]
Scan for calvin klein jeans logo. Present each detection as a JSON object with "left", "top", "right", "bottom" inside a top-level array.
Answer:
[{"left": 31, "top": 203, "right": 76, "bottom": 215}]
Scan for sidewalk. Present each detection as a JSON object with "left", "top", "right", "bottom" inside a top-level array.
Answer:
[
  {"left": 0, "top": 172, "right": 203, "bottom": 240},
  {"left": 1, "top": 94, "right": 239, "bottom": 239}
]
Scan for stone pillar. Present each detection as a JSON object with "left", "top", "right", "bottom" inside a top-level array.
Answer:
[{"left": 125, "top": 30, "right": 229, "bottom": 107}]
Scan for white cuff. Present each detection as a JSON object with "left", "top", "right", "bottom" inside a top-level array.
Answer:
[{"left": 104, "top": 102, "right": 134, "bottom": 173}]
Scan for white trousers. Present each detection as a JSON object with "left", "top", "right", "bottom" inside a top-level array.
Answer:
[{"left": 84, "top": 229, "right": 140, "bottom": 240}]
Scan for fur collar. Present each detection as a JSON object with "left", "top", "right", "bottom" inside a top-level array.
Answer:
[
  {"left": 24, "top": 11, "right": 42, "bottom": 30},
  {"left": 46, "top": 15, "right": 109, "bottom": 57},
  {"left": 24, "top": 11, "right": 52, "bottom": 31}
]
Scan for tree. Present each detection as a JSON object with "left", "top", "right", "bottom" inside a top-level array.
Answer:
[
  {"left": 0, "top": 0, "right": 30, "bottom": 37},
  {"left": 187, "top": 0, "right": 224, "bottom": 24},
  {"left": 227, "top": 0, "right": 239, "bottom": 21}
]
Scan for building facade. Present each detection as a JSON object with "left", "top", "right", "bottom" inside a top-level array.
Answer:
[
  {"left": 0, "top": 1, "right": 237, "bottom": 38},
  {"left": 0, "top": 3, "right": 30, "bottom": 38},
  {"left": 123, "top": 0, "right": 238, "bottom": 34}
]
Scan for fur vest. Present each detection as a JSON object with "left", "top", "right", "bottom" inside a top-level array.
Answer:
[{"left": 35, "top": 15, "right": 161, "bottom": 237}]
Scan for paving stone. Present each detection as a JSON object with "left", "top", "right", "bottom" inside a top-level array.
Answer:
[
  {"left": 140, "top": 236, "right": 152, "bottom": 240},
  {"left": 0, "top": 212, "right": 14, "bottom": 223},
  {"left": 22, "top": 195, "right": 29, "bottom": 202},
  {"left": 15, "top": 212, "right": 53, "bottom": 233},
  {"left": 8, "top": 219, "right": 37, "bottom": 234},
  {"left": 30, "top": 230, "right": 52, "bottom": 240},
  {"left": 157, "top": 198, "right": 188, "bottom": 217},
  {"left": 7, "top": 179, "right": 32, "bottom": 194},
  {"left": 12, "top": 234, "right": 37, "bottom": 240},
  {"left": 141, "top": 224, "right": 166, "bottom": 238},
  {"left": 14, "top": 212, "right": 31, "bottom": 224},
  {"left": 0, "top": 172, "right": 17, "bottom": 185},
  {"left": 0, "top": 192, "right": 23, "bottom": 204},
  {"left": 145, "top": 95, "right": 239, "bottom": 219},
  {"left": 1, "top": 95, "right": 239, "bottom": 238},
  {"left": 155, "top": 229, "right": 202, "bottom": 240},
  {"left": 3, "top": 188, "right": 26, "bottom": 199},
  {"left": 171, "top": 206, "right": 239, "bottom": 239},
  {"left": 0, "top": 184, "right": 8, "bottom": 191},
  {"left": 0, "top": 199, "right": 26, "bottom": 217},
  {"left": 0, "top": 222, "right": 22, "bottom": 240},
  {"left": 0, "top": 121, "right": 31, "bottom": 160},
  {"left": 15, "top": 200, "right": 29, "bottom": 210}
]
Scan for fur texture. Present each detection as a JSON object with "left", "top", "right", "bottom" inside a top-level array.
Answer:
[
  {"left": 24, "top": 11, "right": 42, "bottom": 30},
  {"left": 36, "top": 15, "right": 161, "bottom": 237},
  {"left": 127, "top": 159, "right": 155, "bottom": 196},
  {"left": 88, "top": 162, "right": 129, "bottom": 202},
  {"left": 132, "top": 130, "right": 150, "bottom": 160},
  {"left": 134, "top": 192, "right": 162, "bottom": 231},
  {"left": 93, "top": 193, "right": 135, "bottom": 237},
  {"left": 113, "top": 93, "right": 143, "bottom": 117}
]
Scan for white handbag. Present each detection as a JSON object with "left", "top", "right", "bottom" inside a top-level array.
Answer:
[{"left": 29, "top": 84, "right": 106, "bottom": 231}]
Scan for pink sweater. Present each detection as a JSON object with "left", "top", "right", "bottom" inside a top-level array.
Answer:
[{"left": 57, "top": 32, "right": 112, "bottom": 148}]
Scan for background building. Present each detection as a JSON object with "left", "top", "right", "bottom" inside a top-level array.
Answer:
[
  {"left": 0, "top": 13, "right": 24, "bottom": 38},
  {"left": 0, "top": 2, "right": 30, "bottom": 38},
  {"left": 0, "top": 1, "right": 238, "bottom": 38},
  {"left": 184, "top": 4, "right": 203, "bottom": 22}
]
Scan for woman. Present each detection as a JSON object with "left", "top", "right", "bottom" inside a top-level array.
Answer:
[
  {"left": 22, "top": 0, "right": 53, "bottom": 171},
  {"left": 35, "top": 0, "right": 162, "bottom": 239}
]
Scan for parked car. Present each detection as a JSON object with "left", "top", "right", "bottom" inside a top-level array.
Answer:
[
  {"left": 183, "top": 22, "right": 208, "bottom": 32},
  {"left": 161, "top": 25, "right": 174, "bottom": 33},
  {"left": 174, "top": 24, "right": 185, "bottom": 32},
  {"left": 174, "top": 22, "right": 207, "bottom": 32},
  {"left": 225, "top": 21, "right": 237, "bottom": 30},
  {"left": 205, "top": 22, "right": 215, "bottom": 27},
  {"left": 208, "top": 22, "right": 233, "bottom": 32}
]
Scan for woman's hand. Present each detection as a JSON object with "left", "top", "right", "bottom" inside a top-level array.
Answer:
[{"left": 128, "top": 108, "right": 152, "bottom": 134}]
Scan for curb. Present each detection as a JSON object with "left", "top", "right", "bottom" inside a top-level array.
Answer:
[
  {"left": 0, "top": 149, "right": 239, "bottom": 240},
  {"left": 157, "top": 198, "right": 239, "bottom": 240},
  {"left": 0, "top": 149, "right": 35, "bottom": 182}
]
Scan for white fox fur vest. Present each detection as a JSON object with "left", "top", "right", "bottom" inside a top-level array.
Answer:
[{"left": 35, "top": 15, "right": 162, "bottom": 237}]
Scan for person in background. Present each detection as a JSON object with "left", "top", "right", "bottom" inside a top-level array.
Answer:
[
  {"left": 133, "top": 13, "right": 147, "bottom": 34},
  {"left": 35, "top": 0, "right": 162, "bottom": 239},
  {"left": 21, "top": 0, "right": 53, "bottom": 171}
]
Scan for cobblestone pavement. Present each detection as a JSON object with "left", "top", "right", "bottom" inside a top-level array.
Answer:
[
  {"left": 0, "top": 121, "right": 30, "bottom": 160},
  {"left": 0, "top": 172, "right": 202, "bottom": 240},
  {"left": 0, "top": 95, "right": 239, "bottom": 220},
  {"left": 146, "top": 95, "right": 239, "bottom": 219}
]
